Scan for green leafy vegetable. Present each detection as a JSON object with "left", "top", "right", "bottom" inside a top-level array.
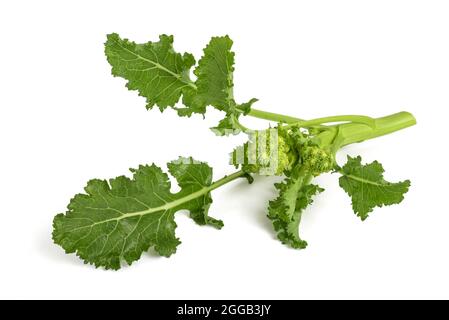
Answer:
[
  {"left": 191, "top": 36, "right": 235, "bottom": 112},
  {"left": 338, "top": 156, "right": 411, "bottom": 220},
  {"left": 105, "top": 33, "right": 196, "bottom": 113},
  {"left": 268, "top": 166, "right": 323, "bottom": 249},
  {"left": 52, "top": 33, "right": 417, "bottom": 269},
  {"left": 53, "top": 157, "right": 245, "bottom": 270},
  {"left": 190, "top": 36, "right": 257, "bottom": 134},
  {"left": 105, "top": 34, "right": 256, "bottom": 131}
]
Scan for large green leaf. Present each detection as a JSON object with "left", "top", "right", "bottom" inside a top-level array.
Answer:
[
  {"left": 105, "top": 34, "right": 256, "bottom": 128},
  {"left": 53, "top": 157, "right": 222, "bottom": 270},
  {"left": 105, "top": 33, "right": 197, "bottom": 113}
]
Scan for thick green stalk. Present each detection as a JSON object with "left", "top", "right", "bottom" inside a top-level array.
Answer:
[
  {"left": 338, "top": 111, "right": 416, "bottom": 146},
  {"left": 248, "top": 107, "right": 415, "bottom": 152},
  {"left": 318, "top": 111, "right": 416, "bottom": 148},
  {"left": 248, "top": 108, "right": 415, "bottom": 149}
]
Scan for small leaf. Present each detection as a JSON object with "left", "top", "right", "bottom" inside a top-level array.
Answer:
[
  {"left": 339, "top": 156, "right": 410, "bottom": 220},
  {"left": 237, "top": 98, "right": 258, "bottom": 115},
  {"left": 192, "top": 36, "right": 257, "bottom": 134},
  {"left": 167, "top": 157, "right": 223, "bottom": 228}
]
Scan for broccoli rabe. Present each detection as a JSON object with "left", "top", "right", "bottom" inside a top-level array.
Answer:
[{"left": 52, "top": 34, "right": 416, "bottom": 269}]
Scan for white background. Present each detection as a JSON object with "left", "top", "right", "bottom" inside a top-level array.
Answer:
[{"left": 0, "top": 0, "right": 448, "bottom": 300}]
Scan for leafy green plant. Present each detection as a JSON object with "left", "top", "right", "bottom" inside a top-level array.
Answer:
[{"left": 52, "top": 34, "right": 416, "bottom": 269}]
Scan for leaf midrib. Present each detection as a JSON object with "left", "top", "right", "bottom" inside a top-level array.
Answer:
[
  {"left": 77, "top": 185, "right": 211, "bottom": 229},
  {"left": 343, "top": 173, "right": 386, "bottom": 187},
  {"left": 71, "top": 170, "right": 245, "bottom": 230},
  {"left": 117, "top": 42, "right": 197, "bottom": 90}
]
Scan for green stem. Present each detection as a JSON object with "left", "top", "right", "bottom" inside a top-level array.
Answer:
[
  {"left": 248, "top": 108, "right": 304, "bottom": 123},
  {"left": 236, "top": 122, "right": 251, "bottom": 133},
  {"left": 246, "top": 108, "right": 416, "bottom": 151},
  {"left": 286, "top": 115, "right": 376, "bottom": 129},
  {"left": 230, "top": 115, "right": 251, "bottom": 133},
  {"left": 208, "top": 170, "right": 247, "bottom": 191}
]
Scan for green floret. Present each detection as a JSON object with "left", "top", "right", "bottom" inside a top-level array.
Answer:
[{"left": 300, "top": 145, "right": 335, "bottom": 175}]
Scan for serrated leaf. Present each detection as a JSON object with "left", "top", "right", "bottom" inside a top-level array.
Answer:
[
  {"left": 167, "top": 157, "right": 223, "bottom": 228},
  {"left": 268, "top": 167, "right": 323, "bottom": 249},
  {"left": 191, "top": 36, "right": 257, "bottom": 134},
  {"left": 191, "top": 36, "right": 235, "bottom": 111},
  {"left": 52, "top": 157, "right": 222, "bottom": 270},
  {"left": 105, "top": 33, "right": 198, "bottom": 114},
  {"left": 339, "top": 156, "right": 410, "bottom": 220},
  {"left": 105, "top": 34, "right": 256, "bottom": 125}
]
